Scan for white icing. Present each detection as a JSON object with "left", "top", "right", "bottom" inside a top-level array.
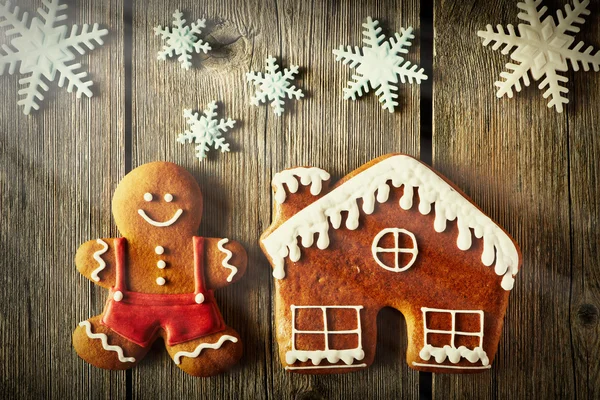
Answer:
[
  {"left": 217, "top": 238, "right": 238, "bottom": 282},
  {"left": 91, "top": 239, "right": 109, "bottom": 282},
  {"left": 371, "top": 228, "right": 418, "bottom": 272},
  {"left": 113, "top": 291, "right": 123, "bottom": 302},
  {"left": 173, "top": 335, "right": 238, "bottom": 365},
  {"left": 157, "top": 260, "right": 166, "bottom": 269},
  {"left": 155, "top": 246, "right": 165, "bottom": 255},
  {"left": 78, "top": 321, "right": 135, "bottom": 363},
  {"left": 164, "top": 193, "right": 173, "bottom": 202},
  {"left": 419, "top": 344, "right": 489, "bottom": 365},
  {"left": 156, "top": 277, "right": 166, "bottom": 286},
  {"left": 412, "top": 362, "right": 491, "bottom": 370},
  {"left": 420, "top": 307, "right": 489, "bottom": 366},
  {"left": 195, "top": 293, "right": 204, "bottom": 304},
  {"left": 286, "top": 363, "right": 367, "bottom": 370},
  {"left": 138, "top": 209, "right": 183, "bottom": 227},
  {"left": 261, "top": 155, "right": 519, "bottom": 290},
  {"left": 144, "top": 193, "right": 153, "bottom": 202},
  {"left": 286, "top": 305, "right": 365, "bottom": 366},
  {"left": 272, "top": 167, "right": 331, "bottom": 204}
]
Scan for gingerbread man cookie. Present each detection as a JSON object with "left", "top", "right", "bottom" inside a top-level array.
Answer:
[
  {"left": 73, "top": 162, "right": 247, "bottom": 376},
  {"left": 260, "top": 154, "right": 521, "bottom": 374}
]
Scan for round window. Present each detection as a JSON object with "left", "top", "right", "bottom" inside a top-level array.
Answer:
[{"left": 371, "top": 228, "right": 418, "bottom": 272}]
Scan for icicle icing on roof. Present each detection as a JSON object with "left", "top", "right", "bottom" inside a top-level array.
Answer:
[{"left": 262, "top": 155, "right": 520, "bottom": 290}]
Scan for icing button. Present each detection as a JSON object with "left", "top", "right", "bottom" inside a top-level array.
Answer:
[
  {"left": 195, "top": 293, "right": 205, "bottom": 304},
  {"left": 155, "top": 246, "right": 165, "bottom": 255},
  {"left": 157, "top": 260, "right": 166, "bottom": 269},
  {"left": 113, "top": 291, "right": 123, "bottom": 302},
  {"left": 156, "top": 277, "right": 166, "bottom": 286}
]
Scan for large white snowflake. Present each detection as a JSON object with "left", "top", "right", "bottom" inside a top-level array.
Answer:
[
  {"left": 478, "top": 0, "right": 600, "bottom": 113},
  {"left": 246, "top": 56, "right": 304, "bottom": 116},
  {"left": 154, "top": 9, "right": 211, "bottom": 70},
  {"left": 333, "top": 17, "right": 427, "bottom": 113},
  {"left": 0, "top": 0, "right": 108, "bottom": 115},
  {"left": 177, "top": 101, "right": 236, "bottom": 161}
]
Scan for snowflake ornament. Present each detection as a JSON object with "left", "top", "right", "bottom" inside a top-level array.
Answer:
[
  {"left": 478, "top": 0, "right": 600, "bottom": 113},
  {"left": 0, "top": 0, "right": 108, "bottom": 115},
  {"left": 177, "top": 101, "right": 236, "bottom": 161},
  {"left": 154, "top": 10, "right": 211, "bottom": 70},
  {"left": 246, "top": 56, "right": 304, "bottom": 116},
  {"left": 333, "top": 17, "right": 427, "bottom": 113}
]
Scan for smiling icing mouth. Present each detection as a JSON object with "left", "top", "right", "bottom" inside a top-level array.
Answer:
[{"left": 138, "top": 209, "right": 183, "bottom": 227}]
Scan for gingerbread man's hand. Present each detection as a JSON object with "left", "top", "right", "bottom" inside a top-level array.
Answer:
[
  {"left": 204, "top": 238, "right": 247, "bottom": 290},
  {"left": 75, "top": 238, "right": 117, "bottom": 288}
]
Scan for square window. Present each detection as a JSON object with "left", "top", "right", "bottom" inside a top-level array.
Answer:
[
  {"left": 427, "top": 332, "right": 452, "bottom": 348},
  {"left": 426, "top": 312, "right": 452, "bottom": 331},
  {"left": 327, "top": 308, "right": 359, "bottom": 331},
  {"left": 455, "top": 334, "right": 480, "bottom": 349},
  {"left": 295, "top": 333, "right": 326, "bottom": 351},
  {"left": 455, "top": 312, "right": 482, "bottom": 333},
  {"left": 328, "top": 333, "right": 359, "bottom": 350},
  {"left": 294, "top": 308, "right": 324, "bottom": 331}
]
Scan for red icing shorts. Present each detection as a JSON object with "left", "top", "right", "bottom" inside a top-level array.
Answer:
[{"left": 102, "top": 290, "right": 225, "bottom": 347}]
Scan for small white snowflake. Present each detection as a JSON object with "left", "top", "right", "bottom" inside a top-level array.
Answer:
[
  {"left": 0, "top": 0, "right": 108, "bottom": 115},
  {"left": 177, "top": 101, "right": 236, "bottom": 161},
  {"left": 154, "top": 9, "right": 211, "bottom": 70},
  {"left": 478, "top": 0, "right": 600, "bottom": 113},
  {"left": 246, "top": 56, "right": 304, "bottom": 116},
  {"left": 333, "top": 17, "right": 427, "bottom": 113}
]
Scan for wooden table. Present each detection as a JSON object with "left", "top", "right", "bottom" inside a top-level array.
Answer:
[{"left": 1, "top": 0, "right": 598, "bottom": 398}]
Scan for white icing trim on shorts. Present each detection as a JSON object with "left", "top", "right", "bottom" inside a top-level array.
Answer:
[
  {"left": 91, "top": 239, "right": 109, "bottom": 282},
  {"left": 78, "top": 321, "right": 135, "bottom": 363},
  {"left": 173, "top": 335, "right": 238, "bottom": 365},
  {"left": 217, "top": 238, "right": 238, "bottom": 282},
  {"left": 262, "top": 155, "right": 519, "bottom": 290}
]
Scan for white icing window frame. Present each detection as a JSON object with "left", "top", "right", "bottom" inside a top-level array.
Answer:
[
  {"left": 285, "top": 305, "right": 366, "bottom": 369},
  {"left": 371, "top": 228, "right": 418, "bottom": 272},
  {"left": 416, "top": 307, "right": 490, "bottom": 369}
]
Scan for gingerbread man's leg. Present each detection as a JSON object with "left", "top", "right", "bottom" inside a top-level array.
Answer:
[
  {"left": 165, "top": 327, "right": 243, "bottom": 377},
  {"left": 73, "top": 315, "right": 150, "bottom": 370}
]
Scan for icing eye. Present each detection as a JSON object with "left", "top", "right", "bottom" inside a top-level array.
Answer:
[
  {"left": 143, "top": 193, "right": 153, "bottom": 202},
  {"left": 164, "top": 193, "right": 173, "bottom": 202}
]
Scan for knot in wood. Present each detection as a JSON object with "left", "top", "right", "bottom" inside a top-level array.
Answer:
[{"left": 577, "top": 303, "right": 599, "bottom": 328}]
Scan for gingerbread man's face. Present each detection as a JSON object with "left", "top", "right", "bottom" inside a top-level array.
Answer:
[{"left": 111, "top": 162, "right": 203, "bottom": 237}]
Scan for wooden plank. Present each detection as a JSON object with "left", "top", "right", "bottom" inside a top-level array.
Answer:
[
  {"left": 568, "top": 1, "right": 600, "bottom": 398},
  {"left": 0, "top": 0, "right": 126, "bottom": 397},
  {"left": 268, "top": 1, "right": 421, "bottom": 399},
  {"left": 130, "top": 0, "right": 271, "bottom": 399},
  {"left": 432, "top": 0, "right": 598, "bottom": 398},
  {"left": 131, "top": 0, "right": 422, "bottom": 398}
]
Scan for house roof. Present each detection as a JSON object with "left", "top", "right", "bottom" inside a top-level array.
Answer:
[{"left": 261, "top": 155, "right": 520, "bottom": 290}]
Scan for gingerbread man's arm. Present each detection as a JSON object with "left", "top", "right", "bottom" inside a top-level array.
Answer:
[
  {"left": 204, "top": 238, "right": 247, "bottom": 290},
  {"left": 75, "top": 238, "right": 117, "bottom": 289}
]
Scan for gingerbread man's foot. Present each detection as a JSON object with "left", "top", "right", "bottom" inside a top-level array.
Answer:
[
  {"left": 73, "top": 315, "right": 149, "bottom": 370},
  {"left": 166, "top": 327, "right": 243, "bottom": 377}
]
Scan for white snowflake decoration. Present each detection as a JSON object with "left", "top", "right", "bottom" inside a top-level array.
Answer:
[
  {"left": 246, "top": 56, "right": 304, "bottom": 116},
  {"left": 177, "top": 101, "right": 236, "bottom": 161},
  {"left": 333, "top": 17, "right": 427, "bottom": 113},
  {"left": 154, "top": 10, "right": 211, "bottom": 70},
  {"left": 0, "top": 0, "right": 108, "bottom": 115},
  {"left": 478, "top": 0, "right": 600, "bottom": 113}
]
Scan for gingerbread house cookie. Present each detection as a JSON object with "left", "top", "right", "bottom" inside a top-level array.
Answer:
[{"left": 260, "top": 154, "right": 521, "bottom": 374}]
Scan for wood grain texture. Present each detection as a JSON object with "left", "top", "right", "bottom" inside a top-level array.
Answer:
[
  {"left": 432, "top": 0, "right": 599, "bottom": 398},
  {"left": 130, "top": 0, "right": 421, "bottom": 398},
  {"left": 0, "top": 0, "right": 126, "bottom": 398}
]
